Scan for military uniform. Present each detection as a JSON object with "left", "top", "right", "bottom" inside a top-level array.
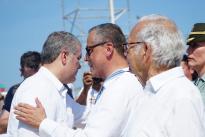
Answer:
[
  {"left": 187, "top": 23, "right": 205, "bottom": 105},
  {"left": 194, "top": 74, "right": 205, "bottom": 105},
  {"left": 187, "top": 23, "right": 205, "bottom": 45}
]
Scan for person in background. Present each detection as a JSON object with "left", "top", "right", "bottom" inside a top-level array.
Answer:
[
  {"left": 0, "top": 93, "right": 4, "bottom": 113},
  {"left": 0, "top": 51, "right": 41, "bottom": 134},
  {"left": 76, "top": 72, "right": 104, "bottom": 106},
  {"left": 124, "top": 14, "right": 205, "bottom": 137},
  {"left": 14, "top": 23, "right": 144, "bottom": 137},
  {"left": 181, "top": 54, "right": 198, "bottom": 81},
  {"left": 187, "top": 23, "right": 205, "bottom": 106},
  {"left": 75, "top": 72, "right": 93, "bottom": 105},
  {"left": 75, "top": 72, "right": 104, "bottom": 129},
  {"left": 86, "top": 77, "right": 104, "bottom": 107}
]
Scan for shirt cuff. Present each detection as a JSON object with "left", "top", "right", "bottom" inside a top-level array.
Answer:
[{"left": 39, "top": 118, "right": 58, "bottom": 137}]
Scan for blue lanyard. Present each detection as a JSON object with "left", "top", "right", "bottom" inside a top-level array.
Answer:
[{"left": 94, "top": 69, "right": 129, "bottom": 104}]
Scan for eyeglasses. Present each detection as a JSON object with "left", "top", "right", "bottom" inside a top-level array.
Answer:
[
  {"left": 85, "top": 41, "right": 108, "bottom": 56},
  {"left": 123, "top": 42, "right": 144, "bottom": 56}
]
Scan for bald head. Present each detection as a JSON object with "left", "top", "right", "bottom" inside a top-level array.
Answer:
[
  {"left": 129, "top": 15, "right": 178, "bottom": 43},
  {"left": 129, "top": 14, "right": 185, "bottom": 69}
]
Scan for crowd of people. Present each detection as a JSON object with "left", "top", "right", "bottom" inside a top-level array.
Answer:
[{"left": 0, "top": 14, "right": 205, "bottom": 137}]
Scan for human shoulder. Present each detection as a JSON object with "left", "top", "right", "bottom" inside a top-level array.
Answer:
[
  {"left": 14, "top": 72, "right": 58, "bottom": 102},
  {"left": 119, "top": 71, "right": 143, "bottom": 88},
  {"left": 7, "top": 83, "right": 21, "bottom": 96},
  {"left": 104, "top": 71, "right": 143, "bottom": 98},
  {"left": 9, "top": 83, "right": 21, "bottom": 90},
  {"left": 167, "top": 76, "right": 201, "bottom": 100}
]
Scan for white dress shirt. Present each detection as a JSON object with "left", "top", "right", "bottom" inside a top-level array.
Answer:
[
  {"left": 6, "top": 67, "right": 86, "bottom": 137},
  {"left": 39, "top": 68, "right": 144, "bottom": 137},
  {"left": 124, "top": 67, "right": 205, "bottom": 137}
]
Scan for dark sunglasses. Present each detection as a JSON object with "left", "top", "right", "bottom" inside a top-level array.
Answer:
[{"left": 85, "top": 41, "right": 108, "bottom": 56}]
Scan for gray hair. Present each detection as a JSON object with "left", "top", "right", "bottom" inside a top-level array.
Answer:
[
  {"left": 137, "top": 14, "right": 185, "bottom": 68},
  {"left": 89, "top": 23, "right": 126, "bottom": 57},
  {"left": 41, "top": 31, "right": 81, "bottom": 64}
]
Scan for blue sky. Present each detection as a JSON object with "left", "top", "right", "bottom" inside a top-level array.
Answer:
[{"left": 0, "top": 0, "right": 204, "bottom": 91}]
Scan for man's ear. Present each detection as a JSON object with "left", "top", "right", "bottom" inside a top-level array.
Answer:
[
  {"left": 143, "top": 43, "right": 152, "bottom": 63},
  {"left": 105, "top": 42, "right": 114, "bottom": 58},
  {"left": 61, "top": 51, "right": 68, "bottom": 65}
]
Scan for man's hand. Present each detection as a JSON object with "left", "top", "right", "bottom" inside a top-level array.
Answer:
[
  {"left": 0, "top": 110, "right": 9, "bottom": 133},
  {"left": 83, "top": 72, "right": 93, "bottom": 91},
  {"left": 76, "top": 72, "right": 92, "bottom": 105},
  {"left": 14, "top": 98, "right": 46, "bottom": 128}
]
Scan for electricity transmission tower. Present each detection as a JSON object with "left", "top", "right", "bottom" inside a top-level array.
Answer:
[{"left": 61, "top": 0, "right": 130, "bottom": 40}]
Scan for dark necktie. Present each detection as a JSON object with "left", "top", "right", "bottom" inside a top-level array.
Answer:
[{"left": 64, "top": 84, "right": 74, "bottom": 99}]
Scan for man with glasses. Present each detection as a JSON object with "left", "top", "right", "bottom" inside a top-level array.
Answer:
[
  {"left": 124, "top": 14, "right": 205, "bottom": 137},
  {"left": 13, "top": 23, "right": 144, "bottom": 137},
  {"left": 187, "top": 23, "right": 205, "bottom": 107},
  {"left": 4, "top": 31, "right": 88, "bottom": 137}
]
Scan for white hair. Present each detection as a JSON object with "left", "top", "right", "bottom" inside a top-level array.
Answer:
[{"left": 137, "top": 14, "right": 185, "bottom": 68}]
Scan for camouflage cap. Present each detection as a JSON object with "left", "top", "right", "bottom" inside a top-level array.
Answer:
[{"left": 187, "top": 23, "right": 205, "bottom": 45}]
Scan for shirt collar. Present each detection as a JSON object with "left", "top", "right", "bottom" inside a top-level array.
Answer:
[
  {"left": 200, "top": 73, "right": 205, "bottom": 82},
  {"left": 145, "top": 67, "right": 184, "bottom": 93},
  {"left": 103, "top": 67, "right": 129, "bottom": 89},
  {"left": 39, "top": 67, "right": 66, "bottom": 96}
]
